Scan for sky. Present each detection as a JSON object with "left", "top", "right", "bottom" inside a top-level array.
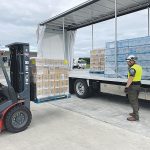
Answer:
[
  {"left": 0, "top": 0, "right": 86, "bottom": 50},
  {"left": 0, "top": 0, "right": 149, "bottom": 57}
]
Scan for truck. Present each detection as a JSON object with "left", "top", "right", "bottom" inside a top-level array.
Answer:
[
  {"left": 38, "top": 0, "right": 150, "bottom": 99},
  {"left": 73, "top": 58, "right": 86, "bottom": 69}
]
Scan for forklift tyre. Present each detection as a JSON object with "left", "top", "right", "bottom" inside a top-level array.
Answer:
[
  {"left": 4, "top": 105, "right": 32, "bottom": 133},
  {"left": 74, "top": 79, "right": 90, "bottom": 99}
]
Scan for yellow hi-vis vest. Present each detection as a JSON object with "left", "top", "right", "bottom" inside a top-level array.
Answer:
[{"left": 128, "top": 64, "right": 142, "bottom": 81}]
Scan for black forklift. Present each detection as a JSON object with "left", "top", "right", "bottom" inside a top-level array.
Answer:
[{"left": 0, "top": 43, "right": 32, "bottom": 133}]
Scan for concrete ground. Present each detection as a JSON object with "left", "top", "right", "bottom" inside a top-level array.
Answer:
[
  {"left": 1, "top": 94, "right": 150, "bottom": 150},
  {"left": 51, "top": 94, "right": 150, "bottom": 137}
]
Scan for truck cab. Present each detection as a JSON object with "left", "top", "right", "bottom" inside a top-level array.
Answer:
[{"left": 73, "top": 59, "right": 86, "bottom": 69}]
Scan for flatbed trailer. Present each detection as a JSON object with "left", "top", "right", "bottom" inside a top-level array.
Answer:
[{"left": 69, "top": 70, "right": 150, "bottom": 99}]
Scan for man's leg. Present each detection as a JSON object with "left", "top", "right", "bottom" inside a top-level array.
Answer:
[{"left": 128, "top": 85, "right": 140, "bottom": 120}]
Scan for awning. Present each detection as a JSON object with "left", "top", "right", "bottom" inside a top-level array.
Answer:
[{"left": 40, "top": 0, "right": 149, "bottom": 30}]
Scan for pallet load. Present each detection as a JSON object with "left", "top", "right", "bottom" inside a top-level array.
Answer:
[
  {"left": 90, "top": 49, "right": 105, "bottom": 73},
  {"left": 105, "top": 36, "right": 150, "bottom": 80},
  {"left": 30, "top": 58, "right": 69, "bottom": 103}
]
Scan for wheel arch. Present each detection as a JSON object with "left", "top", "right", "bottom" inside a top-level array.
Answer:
[
  {"left": 2, "top": 101, "right": 25, "bottom": 120},
  {"left": 4, "top": 103, "right": 32, "bottom": 133}
]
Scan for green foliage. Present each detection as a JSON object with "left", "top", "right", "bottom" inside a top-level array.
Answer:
[{"left": 79, "top": 57, "right": 90, "bottom": 64}]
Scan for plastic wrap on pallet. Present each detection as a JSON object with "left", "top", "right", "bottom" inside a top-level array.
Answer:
[
  {"left": 142, "top": 68, "right": 150, "bottom": 79},
  {"left": 104, "top": 67, "right": 116, "bottom": 75},
  {"left": 117, "top": 40, "right": 129, "bottom": 48},
  {"left": 136, "top": 54, "right": 150, "bottom": 61},
  {"left": 129, "top": 36, "right": 150, "bottom": 47},
  {"left": 118, "top": 67, "right": 128, "bottom": 73},
  {"left": 117, "top": 54, "right": 129, "bottom": 61},
  {"left": 105, "top": 36, "right": 150, "bottom": 79},
  {"left": 105, "top": 48, "right": 129, "bottom": 55},
  {"left": 118, "top": 62, "right": 128, "bottom": 68},
  {"left": 106, "top": 42, "right": 115, "bottom": 49},
  {"left": 105, "top": 55, "right": 115, "bottom": 62},
  {"left": 30, "top": 57, "right": 69, "bottom": 101},
  {"left": 105, "top": 48, "right": 115, "bottom": 55},
  {"left": 138, "top": 60, "right": 150, "bottom": 66},
  {"left": 118, "top": 48, "right": 129, "bottom": 54},
  {"left": 106, "top": 40, "right": 129, "bottom": 49},
  {"left": 105, "top": 61, "right": 128, "bottom": 68},
  {"left": 105, "top": 61, "right": 115, "bottom": 68},
  {"left": 129, "top": 46, "right": 150, "bottom": 54}
]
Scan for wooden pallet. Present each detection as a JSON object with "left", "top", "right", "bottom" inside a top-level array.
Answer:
[{"left": 34, "top": 94, "right": 71, "bottom": 104}]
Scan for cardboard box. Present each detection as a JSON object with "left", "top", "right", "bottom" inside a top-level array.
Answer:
[
  {"left": 30, "top": 57, "right": 69, "bottom": 99},
  {"left": 90, "top": 49, "right": 105, "bottom": 72},
  {"left": 36, "top": 89, "right": 43, "bottom": 98},
  {"left": 43, "top": 81, "right": 49, "bottom": 88},
  {"left": 30, "top": 57, "right": 44, "bottom": 66},
  {"left": 36, "top": 81, "right": 43, "bottom": 89},
  {"left": 43, "top": 74, "right": 49, "bottom": 80}
]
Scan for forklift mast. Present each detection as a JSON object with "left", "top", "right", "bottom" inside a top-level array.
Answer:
[{"left": 6, "top": 43, "right": 30, "bottom": 108}]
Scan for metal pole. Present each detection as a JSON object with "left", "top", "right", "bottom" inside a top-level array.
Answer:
[
  {"left": 92, "top": 24, "right": 94, "bottom": 51},
  {"left": 115, "top": 0, "right": 118, "bottom": 77},
  {"left": 148, "top": 7, "right": 150, "bottom": 36},
  {"left": 63, "top": 17, "right": 65, "bottom": 57},
  {"left": 91, "top": 3, "right": 94, "bottom": 51}
]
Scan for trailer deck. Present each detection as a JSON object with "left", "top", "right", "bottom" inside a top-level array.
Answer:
[{"left": 69, "top": 70, "right": 150, "bottom": 88}]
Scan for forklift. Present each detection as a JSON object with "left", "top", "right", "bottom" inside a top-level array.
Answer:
[{"left": 0, "top": 43, "right": 32, "bottom": 133}]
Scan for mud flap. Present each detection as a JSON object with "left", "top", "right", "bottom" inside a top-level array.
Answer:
[{"left": 0, "top": 119, "right": 3, "bottom": 132}]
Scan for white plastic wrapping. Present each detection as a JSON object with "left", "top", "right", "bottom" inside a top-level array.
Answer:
[
  {"left": 66, "top": 30, "right": 76, "bottom": 70},
  {"left": 37, "top": 25, "right": 76, "bottom": 70},
  {"left": 36, "top": 25, "right": 46, "bottom": 57}
]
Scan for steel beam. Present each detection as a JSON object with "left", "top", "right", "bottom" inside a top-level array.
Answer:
[{"left": 115, "top": 0, "right": 118, "bottom": 77}]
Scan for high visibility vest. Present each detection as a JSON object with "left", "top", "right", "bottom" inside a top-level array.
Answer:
[{"left": 128, "top": 64, "right": 142, "bottom": 81}]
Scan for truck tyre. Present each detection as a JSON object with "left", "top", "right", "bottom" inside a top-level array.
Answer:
[
  {"left": 74, "top": 79, "right": 90, "bottom": 99},
  {"left": 4, "top": 105, "right": 32, "bottom": 133}
]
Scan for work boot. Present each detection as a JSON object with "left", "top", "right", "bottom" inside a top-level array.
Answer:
[
  {"left": 127, "top": 116, "right": 139, "bottom": 121},
  {"left": 129, "top": 113, "right": 135, "bottom": 117}
]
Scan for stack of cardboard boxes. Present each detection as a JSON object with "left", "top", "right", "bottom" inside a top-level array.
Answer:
[
  {"left": 30, "top": 58, "right": 69, "bottom": 100},
  {"left": 90, "top": 49, "right": 105, "bottom": 73}
]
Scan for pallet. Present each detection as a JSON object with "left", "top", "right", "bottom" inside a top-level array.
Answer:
[
  {"left": 89, "top": 70, "right": 104, "bottom": 74},
  {"left": 34, "top": 94, "right": 71, "bottom": 104}
]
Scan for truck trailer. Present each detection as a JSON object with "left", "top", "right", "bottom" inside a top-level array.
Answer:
[{"left": 38, "top": 0, "right": 150, "bottom": 99}]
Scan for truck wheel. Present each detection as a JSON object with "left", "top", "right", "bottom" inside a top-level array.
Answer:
[
  {"left": 74, "top": 79, "right": 90, "bottom": 98},
  {"left": 4, "top": 105, "right": 32, "bottom": 133}
]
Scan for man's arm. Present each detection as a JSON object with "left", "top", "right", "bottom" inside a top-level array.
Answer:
[
  {"left": 126, "top": 68, "right": 136, "bottom": 88},
  {"left": 126, "top": 76, "right": 134, "bottom": 88}
]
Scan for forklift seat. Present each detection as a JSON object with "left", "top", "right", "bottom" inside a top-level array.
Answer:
[{"left": 0, "top": 84, "right": 10, "bottom": 101}]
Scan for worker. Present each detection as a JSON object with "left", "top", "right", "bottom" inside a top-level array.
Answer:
[{"left": 124, "top": 55, "right": 142, "bottom": 121}]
